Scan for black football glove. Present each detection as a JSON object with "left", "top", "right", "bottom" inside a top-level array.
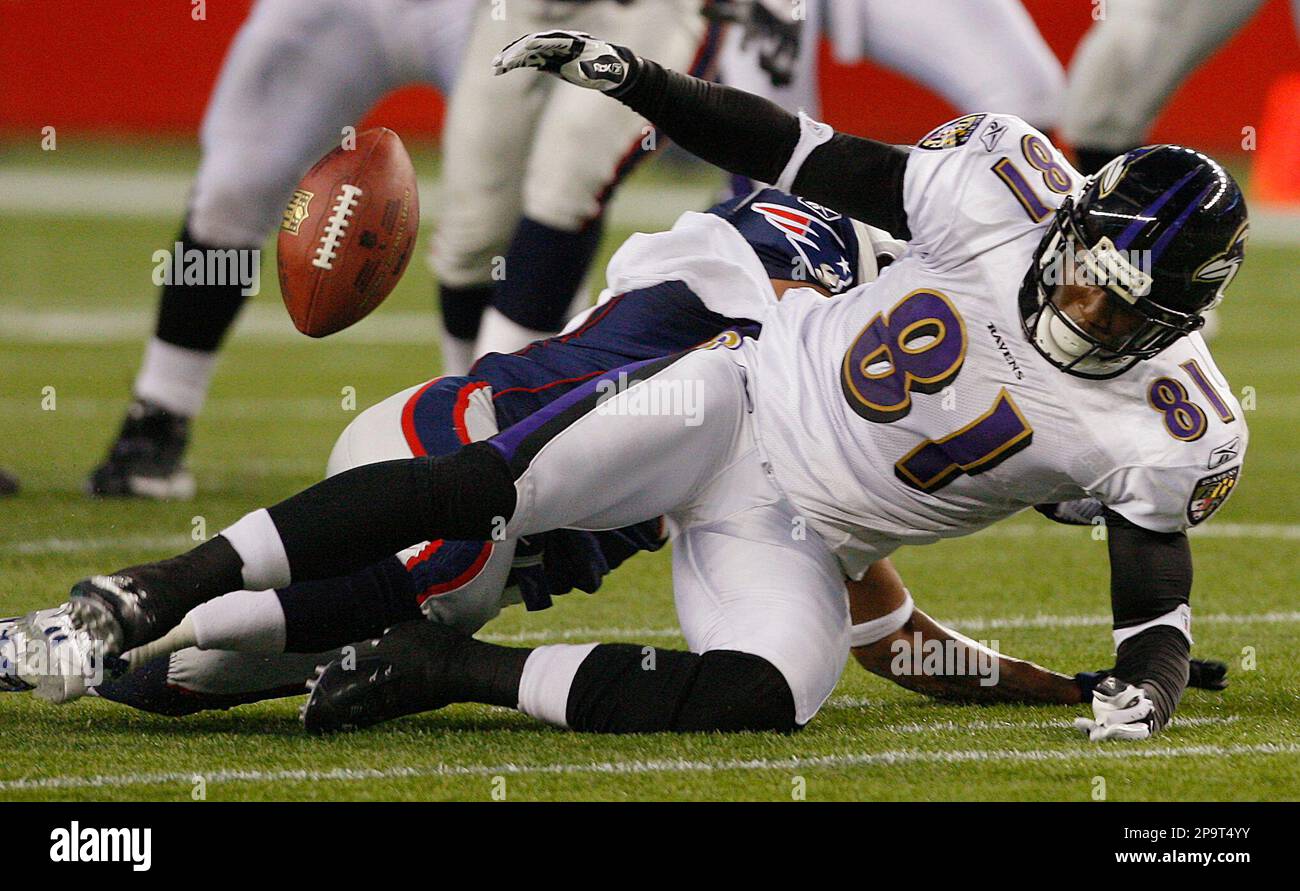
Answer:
[
  {"left": 1034, "top": 497, "right": 1106, "bottom": 526},
  {"left": 1076, "top": 657, "right": 1229, "bottom": 700}
]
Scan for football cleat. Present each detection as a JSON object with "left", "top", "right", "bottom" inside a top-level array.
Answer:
[
  {"left": 87, "top": 399, "right": 195, "bottom": 500},
  {"left": 67, "top": 574, "right": 171, "bottom": 658},
  {"left": 0, "top": 468, "right": 18, "bottom": 498},
  {"left": 301, "top": 621, "right": 464, "bottom": 734},
  {"left": 7, "top": 605, "right": 108, "bottom": 704},
  {"left": 0, "top": 616, "right": 35, "bottom": 692}
]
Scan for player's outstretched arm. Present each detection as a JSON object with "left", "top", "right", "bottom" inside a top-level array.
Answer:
[
  {"left": 848, "top": 560, "right": 1226, "bottom": 706},
  {"left": 848, "top": 561, "right": 1085, "bottom": 705},
  {"left": 1075, "top": 508, "right": 1193, "bottom": 741},
  {"left": 493, "top": 31, "right": 911, "bottom": 237}
]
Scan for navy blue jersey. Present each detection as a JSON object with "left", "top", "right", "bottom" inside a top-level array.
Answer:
[{"left": 473, "top": 280, "right": 759, "bottom": 430}]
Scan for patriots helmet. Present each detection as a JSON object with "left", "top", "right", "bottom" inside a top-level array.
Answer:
[{"left": 1019, "top": 145, "right": 1249, "bottom": 378}]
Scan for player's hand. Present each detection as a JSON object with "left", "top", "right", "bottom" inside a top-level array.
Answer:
[
  {"left": 1188, "top": 658, "right": 1229, "bottom": 690},
  {"left": 493, "top": 31, "right": 637, "bottom": 92},
  {"left": 1074, "top": 676, "right": 1154, "bottom": 741},
  {"left": 1033, "top": 497, "right": 1105, "bottom": 526}
]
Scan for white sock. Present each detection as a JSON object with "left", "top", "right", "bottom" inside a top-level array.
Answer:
[
  {"left": 475, "top": 307, "right": 554, "bottom": 358},
  {"left": 516, "top": 643, "right": 598, "bottom": 727},
  {"left": 134, "top": 337, "right": 219, "bottom": 417},
  {"left": 220, "top": 509, "right": 291, "bottom": 590},
  {"left": 189, "top": 589, "right": 287, "bottom": 654},
  {"left": 125, "top": 615, "right": 197, "bottom": 671},
  {"left": 440, "top": 331, "right": 478, "bottom": 377}
]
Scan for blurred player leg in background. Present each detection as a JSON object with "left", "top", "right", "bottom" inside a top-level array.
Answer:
[
  {"left": 87, "top": 0, "right": 471, "bottom": 499},
  {"left": 828, "top": 0, "right": 1064, "bottom": 130},
  {"left": 714, "top": 0, "right": 1063, "bottom": 200},
  {"left": 713, "top": 0, "right": 822, "bottom": 197},
  {"left": 432, "top": 0, "right": 720, "bottom": 372},
  {"left": 0, "top": 468, "right": 17, "bottom": 497},
  {"left": 715, "top": 0, "right": 822, "bottom": 116},
  {"left": 1060, "top": 0, "right": 1276, "bottom": 341},
  {"left": 1061, "top": 0, "right": 1270, "bottom": 176}
]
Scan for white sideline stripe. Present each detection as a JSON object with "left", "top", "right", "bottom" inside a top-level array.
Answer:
[
  {"left": 0, "top": 306, "right": 439, "bottom": 345},
  {"left": 0, "top": 168, "right": 717, "bottom": 233},
  {"left": 2, "top": 166, "right": 1298, "bottom": 246},
  {"left": 0, "top": 739, "right": 1293, "bottom": 792}
]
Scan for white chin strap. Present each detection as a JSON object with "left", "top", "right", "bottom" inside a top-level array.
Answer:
[
  {"left": 1036, "top": 308, "right": 1090, "bottom": 361},
  {"left": 1033, "top": 306, "right": 1129, "bottom": 375}
]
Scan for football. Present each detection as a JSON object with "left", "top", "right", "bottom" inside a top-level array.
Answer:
[{"left": 276, "top": 127, "right": 419, "bottom": 337}]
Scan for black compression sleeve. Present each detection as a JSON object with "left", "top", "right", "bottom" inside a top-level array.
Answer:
[
  {"left": 277, "top": 557, "right": 422, "bottom": 654},
  {"left": 268, "top": 443, "right": 516, "bottom": 583},
  {"left": 565, "top": 645, "right": 799, "bottom": 733},
  {"left": 1104, "top": 508, "right": 1192, "bottom": 629},
  {"left": 612, "top": 59, "right": 911, "bottom": 235},
  {"left": 792, "top": 134, "right": 911, "bottom": 237},
  {"left": 612, "top": 58, "right": 799, "bottom": 185},
  {"left": 1103, "top": 508, "right": 1193, "bottom": 730},
  {"left": 1114, "top": 625, "right": 1190, "bottom": 731}
]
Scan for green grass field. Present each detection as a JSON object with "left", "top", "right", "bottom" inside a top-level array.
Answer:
[{"left": 0, "top": 142, "right": 1297, "bottom": 801}]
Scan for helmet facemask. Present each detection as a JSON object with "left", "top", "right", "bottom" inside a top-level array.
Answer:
[{"left": 1020, "top": 200, "right": 1207, "bottom": 380}]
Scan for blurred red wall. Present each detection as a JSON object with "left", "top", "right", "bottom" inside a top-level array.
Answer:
[{"left": 1, "top": 0, "right": 1296, "bottom": 152}]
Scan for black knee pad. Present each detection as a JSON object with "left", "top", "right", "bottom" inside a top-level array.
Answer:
[
  {"left": 676, "top": 650, "right": 799, "bottom": 733},
  {"left": 565, "top": 644, "right": 798, "bottom": 734}
]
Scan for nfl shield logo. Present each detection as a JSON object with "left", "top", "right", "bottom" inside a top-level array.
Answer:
[{"left": 281, "top": 189, "right": 314, "bottom": 235}]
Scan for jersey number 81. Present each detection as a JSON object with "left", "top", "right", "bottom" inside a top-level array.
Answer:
[{"left": 841, "top": 289, "right": 1033, "bottom": 492}]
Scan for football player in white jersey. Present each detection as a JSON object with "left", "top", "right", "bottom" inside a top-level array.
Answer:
[
  {"left": 46, "top": 34, "right": 1248, "bottom": 741},
  {"left": 16, "top": 186, "right": 1232, "bottom": 712},
  {"left": 433, "top": 0, "right": 720, "bottom": 371},
  {"left": 86, "top": 0, "right": 474, "bottom": 499}
]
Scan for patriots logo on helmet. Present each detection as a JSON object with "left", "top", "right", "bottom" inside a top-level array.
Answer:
[{"left": 751, "top": 202, "right": 853, "bottom": 293}]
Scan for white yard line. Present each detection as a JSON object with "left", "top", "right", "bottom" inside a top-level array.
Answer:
[
  {"left": 0, "top": 306, "right": 439, "bottom": 345},
  {"left": 39, "top": 517, "right": 1297, "bottom": 557},
  {"left": 871, "top": 715, "right": 1238, "bottom": 732},
  {"left": 981, "top": 522, "right": 1300, "bottom": 541},
  {"left": 0, "top": 168, "right": 717, "bottom": 233},
  {"left": 0, "top": 535, "right": 193, "bottom": 555},
  {"left": 3, "top": 166, "right": 1299, "bottom": 246},
  {"left": 0, "top": 738, "right": 1292, "bottom": 792},
  {"left": 480, "top": 609, "right": 1300, "bottom": 643}
]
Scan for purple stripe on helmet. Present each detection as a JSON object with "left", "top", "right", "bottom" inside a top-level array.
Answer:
[
  {"left": 1114, "top": 167, "right": 1200, "bottom": 250},
  {"left": 1149, "top": 182, "right": 1215, "bottom": 263}
]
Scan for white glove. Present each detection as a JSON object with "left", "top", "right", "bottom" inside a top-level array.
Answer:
[
  {"left": 493, "top": 30, "right": 636, "bottom": 92},
  {"left": 1074, "top": 675, "right": 1154, "bottom": 741}
]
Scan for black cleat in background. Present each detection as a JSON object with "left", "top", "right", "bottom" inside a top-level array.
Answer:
[{"left": 302, "top": 621, "right": 466, "bottom": 735}]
